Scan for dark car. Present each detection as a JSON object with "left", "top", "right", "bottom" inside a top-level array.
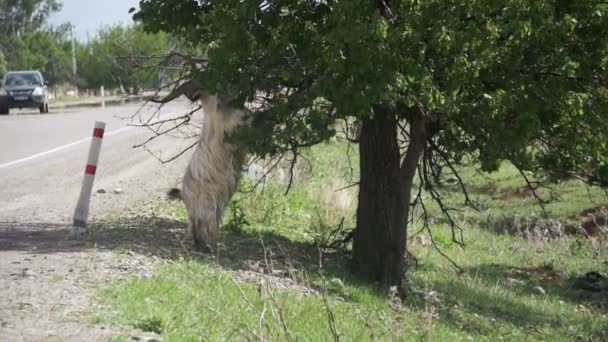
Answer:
[{"left": 0, "top": 70, "right": 50, "bottom": 115}]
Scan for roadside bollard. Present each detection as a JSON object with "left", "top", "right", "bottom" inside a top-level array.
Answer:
[{"left": 71, "top": 121, "right": 106, "bottom": 238}]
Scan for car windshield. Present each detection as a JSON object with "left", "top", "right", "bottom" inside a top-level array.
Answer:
[{"left": 4, "top": 73, "right": 42, "bottom": 87}]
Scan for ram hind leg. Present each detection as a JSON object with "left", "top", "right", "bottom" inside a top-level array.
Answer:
[
  {"left": 189, "top": 204, "right": 220, "bottom": 252},
  {"left": 190, "top": 217, "right": 210, "bottom": 252}
]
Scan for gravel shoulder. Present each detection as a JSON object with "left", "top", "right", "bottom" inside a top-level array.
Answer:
[{"left": 0, "top": 103, "right": 196, "bottom": 341}]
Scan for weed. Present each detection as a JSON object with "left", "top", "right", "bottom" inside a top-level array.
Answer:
[{"left": 95, "top": 140, "right": 608, "bottom": 341}]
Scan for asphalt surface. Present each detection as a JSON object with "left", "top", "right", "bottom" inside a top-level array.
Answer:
[
  {"left": 0, "top": 101, "right": 201, "bottom": 341},
  {"left": 0, "top": 101, "right": 198, "bottom": 223}
]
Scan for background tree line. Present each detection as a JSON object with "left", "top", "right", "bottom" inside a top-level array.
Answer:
[{"left": 0, "top": 0, "right": 169, "bottom": 94}]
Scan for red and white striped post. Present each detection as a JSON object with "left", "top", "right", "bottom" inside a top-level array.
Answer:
[{"left": 71, "top": 121, "right": 106, "bottom": 236}]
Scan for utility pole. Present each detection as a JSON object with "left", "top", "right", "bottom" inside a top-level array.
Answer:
[
  {"left": 70, "top": 24, "right": 77, "bottom": 77},
  {"left": 70, "top": 24, "right": 78, "bottom": 98}
]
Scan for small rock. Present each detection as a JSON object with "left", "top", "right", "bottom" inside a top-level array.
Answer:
[
  {"left": 445, "top": 176, "right": 459, "bottom": 185},
  {"left": 505, "top": 277, "right": 525, "bottom": 287},
  {"left": 271, "top": 269, "right": 288, "bottom": 277},
  {"left": 97, "top": 189, "right": 107, "bottom": 194},
  {"left": 112, "top": 188, "right": 124, "bottom": 194},
  {"left": 425, "top": 290, "right": 441, "bottom": 303},
  {"left": 245, "top": 163, "right": 267, "bottom": 181},
  {"left": 534, "top": 286, "right": 547, "bottom": 295},
  {"left": 412, "top": 235, "right": 432, "bottom": 247},
  {"left": 131, "top": 336, "right": 160, "bottom": 342},
  {"left": 330, "top": 278, "right": 345, "bottom": 288}
]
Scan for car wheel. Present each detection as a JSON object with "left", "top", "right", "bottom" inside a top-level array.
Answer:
[{"left": 0, "top": 106, "right": 8, "bottom": 115}]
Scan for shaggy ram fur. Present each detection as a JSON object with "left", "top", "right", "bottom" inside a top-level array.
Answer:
[{"left": 172, "top": 92, "right": 250, "bottom": 251}]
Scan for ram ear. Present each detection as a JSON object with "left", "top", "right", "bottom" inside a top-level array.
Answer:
[{"left": 151, "top": 81, "right": 206, "bottom": 103}]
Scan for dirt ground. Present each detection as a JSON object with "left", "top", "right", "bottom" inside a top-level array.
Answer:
[{"left": 0, "top": 115, "right": 191, "bottom": 341}]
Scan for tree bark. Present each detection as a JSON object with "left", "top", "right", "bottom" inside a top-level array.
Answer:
[{"left": 351, "top": 108, "right": 426, "bottom": 289}]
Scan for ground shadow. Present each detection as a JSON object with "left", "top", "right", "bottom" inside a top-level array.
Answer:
[
  {"left": 462, "top": 263, "right": 608, "bottom": 312},
  {"left": 2, "top": 219, "right": 606, "bottom": 338},
  {"left": 409, "top": 274, "right": 606, "bottom": 340},
  {"left": 0, "top": 222, "right": 85, "bottom": 253},
  {"left": 403, "top": 261, "right": 608, "bottom": 339},
  {"left": 87, "top": 214, "right": 348, "bottom": 275},
  {"left": 0, "top": 215, "right": 352, "bottom": 293}
]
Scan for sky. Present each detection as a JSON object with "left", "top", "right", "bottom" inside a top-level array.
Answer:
[{"left": 49, "top": 0, "right": 140, "bottom": 41}]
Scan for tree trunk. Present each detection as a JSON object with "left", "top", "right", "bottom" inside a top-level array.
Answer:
[{"left": 352, "top": 109, "right": 426, "bottom": 289}]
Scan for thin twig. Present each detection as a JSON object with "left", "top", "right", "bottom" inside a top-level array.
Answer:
[
  {"left": 415, "top": 166, "right": 464, "bottom": 273},
  {"left": 427, "top": 140, "right": 479, "bottom": 210},
  {"left": 142, "top": 140, "right": 198, "bottom": 164},
  {"left": 513, "top": 164, "right": 553, "bottom": 216},
  {"left": 230, "top": 276, "right": 273, "bottom": 337},
  {"left": 284, "top": 146, "right": 299, "bottom": 195},
  {"left": 322, "top": 288, "right": 341, "bottom": 342},
  {"left": 421, "top": 157, "right": 466, "bottom": 247}
]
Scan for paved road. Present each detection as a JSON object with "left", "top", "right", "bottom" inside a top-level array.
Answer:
[
  {"left": 0, "top": 101, "right": 201, "bottom": 341},
  {"left": 0, "top": 101, "right": 198, "bottom": 223}
]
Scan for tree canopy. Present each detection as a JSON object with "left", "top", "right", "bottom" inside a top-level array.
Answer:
[
  {"left": 77, "top": 24, "right": 170, "bottom": 91},
  {"left": 0, "top": 0, "right": 61, "bottom": 35},
  {"left": 134, "top": 0, "right": 608, "bottom": 289},
  {"left": 0, "top": 0, "right": 70, "bottom": 85},
  {"left": 0, "top": 0, "right": 169, "bottom": 90},
  {"left": 0, "top": 49, "right": 7, "bottom": 78},
  {"left": 9, "top": 28, "right": 72, "bottom": 82}
]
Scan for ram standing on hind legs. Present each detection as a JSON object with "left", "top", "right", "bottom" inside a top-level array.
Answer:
[{"left": 163, "top": 82, "right": 251, "bottom": 252}]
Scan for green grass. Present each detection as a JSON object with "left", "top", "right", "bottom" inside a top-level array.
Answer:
[
  {"left": 103, "top": 262, "right": 411, "bottom": 341},
  {"left": 96, "top": 140, "right": 608, "bottom": 341}
]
